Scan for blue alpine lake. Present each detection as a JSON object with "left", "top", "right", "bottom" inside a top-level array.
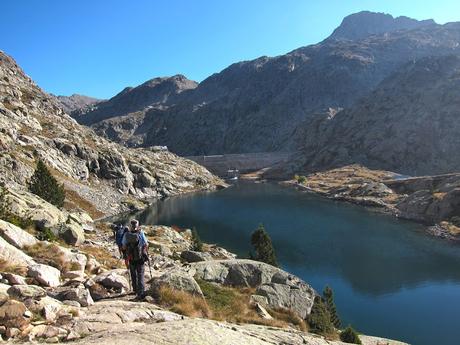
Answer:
[{"left": 133, "top": 181, "right": 460, "bottom": 345}]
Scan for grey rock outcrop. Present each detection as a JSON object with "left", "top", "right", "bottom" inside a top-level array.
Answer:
[
  {"left": 189, "top": 260, "right": 283, "bottom": 287},
  {"left": 0, "top": 220, "right": 38, "bottom": 249},
  {"left": 180, "top": 250, "right": 212, "bottom": 263},
  {"left": 27, "top": 264, "right": 61, "bottom": 287},
  {"left": 0, "top": 236, "right": 35, "bottom": 267},
  {"left": 150, "top": 270, "right": 203, "bottom": 296},
  {"left": 188, "top": 260, "right": 317, "bottom": 318},
  {"left": 2, "top": 273, "right": 27, "bottom": 286},
  {"left": 7, "top": 285, "right": 46, "bottom": 300},
  {"left": 57, "top": 220, "right": 85, "bottom": 246},
  {"left": 51, "top": 285, "right": 94, "bottom": 307},
  {"left": 94, "top": 270, "right": 129, "bottom": 291}
]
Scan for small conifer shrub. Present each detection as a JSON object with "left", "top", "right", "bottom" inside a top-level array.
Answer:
[
  {"left": 323, "top": 286, "right": 341, "bottom": 328},
  {"left": 28, "top": 159, "right": 65, "bottom": 208},
  {"left": 340, "top": 326, "right": 362, "bottom": 344},
  {"left": 191, "top": 227, "right": 203, "bottom": 252},
  {"left": 250, "top": 224, "right": 278, "bottom": 267},
  {"left": 307, "top": 296, "right": 335, "bottom": 335}
]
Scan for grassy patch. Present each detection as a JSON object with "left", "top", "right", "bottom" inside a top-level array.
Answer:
[
  {"left": 267, "top": 307, "right": 308, "bottom": 332},
  {"left": 157, "top": 286, "right": 211, "bottom": 318},
  {"left": 64, "top": 189, "right": 105, "bottom": 219},
  {"left": 0, "top": 259, "right": 27, "bottom": 275},
  {"left": 196, "top": 280, "right": 301, "bottom": 329},
  {"left": 79, "top": 244, "right": 124, "bottom": 270},
  {"left": 24, "top": 242, "right": 71, "bottom": 272}
]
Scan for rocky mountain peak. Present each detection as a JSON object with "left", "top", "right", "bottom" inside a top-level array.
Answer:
[
  {"left": 54, "top": 94, "right": 103, "bottom": 114},
  {"left": 140, "top": 74, "right": 198, "bottom": 92},
  {"left": 328, "top": 11, "right": 436, "bottom": 41},
  {"left": 74, "top": 74, "right": 197, "bottom": 125}
]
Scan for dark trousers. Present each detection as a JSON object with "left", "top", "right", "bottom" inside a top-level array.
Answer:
[{"left": 129, "top": 261, "right": 145, "bottom": 298}]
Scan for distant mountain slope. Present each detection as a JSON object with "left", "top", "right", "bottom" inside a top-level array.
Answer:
[
  {"left": 54, "top": 94, "right": 102, "bottom": 114},
  {"left": 71, "top": 12, "right": 460, "bottom": 158},
  {"left": 74, "top": 75, "right": 197, "bottom": 124},
  {"left": 328, "top": 11, "right": 436, "bottom": 41},
  {"left": 291, "top": 54, "right": 460, "bottom": 176}
]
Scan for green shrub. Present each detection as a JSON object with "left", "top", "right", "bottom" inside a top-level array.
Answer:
[
  {"left": 323, "top": 286, "right": 341, "bottom": 328},
  {"left": 28, "top": 159, "right": 65, "bottom": 208},
  {"left": 5, "top": 214, "right": 35, "bottom": 230},
  {"left": 250, "top": 224, "right": 278, "bottom": 267},
  {"left": 340, "top": 326, "right": 362, "bottom": 344},
  {"left": 197, "top": 279, "right": 238, "bottom": 311},
  {"left": 191, "top": 227, "right": 203, "bottom": 252},
  {"left": 307, "top": 296, "right": 335, "bottom": 336},
  {"left": 36, "top": 227, "right": 58, "bottom": 242},
  {"left": 294, "top": 174, "right": 307, "bottom": 184}
]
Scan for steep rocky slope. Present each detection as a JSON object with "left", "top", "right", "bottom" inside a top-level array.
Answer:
[
  {"left": 54, "top": 94, "right": 102, "bottom": 115},
  {"left": 0, "top": 50, "right": 223, "bottom": 217},
  {"left": 292, "top": 54, "right": 460, "bottom": 176},
  {"left": 70, "top": 12, "right": 460, "bottom": 157}
]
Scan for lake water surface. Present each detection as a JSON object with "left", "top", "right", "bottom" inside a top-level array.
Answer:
[{"left": 134, "top": 182, "right": 460, "bottom": 345}]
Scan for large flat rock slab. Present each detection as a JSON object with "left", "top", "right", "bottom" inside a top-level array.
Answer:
[{"left": 50, "top": 316, "right": 409, "bottom": 345}]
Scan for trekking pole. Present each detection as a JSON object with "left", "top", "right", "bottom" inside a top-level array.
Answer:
[
  {"left": 125, "top": 258, "right": 132, "bottom": 292},
  {"left": 147, "top": 256, "right": 153, "bottom": 278}
]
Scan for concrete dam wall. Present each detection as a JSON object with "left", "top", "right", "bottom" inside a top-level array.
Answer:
[{"left": 186, "top": 152, "right": 292, "bottom": 177}]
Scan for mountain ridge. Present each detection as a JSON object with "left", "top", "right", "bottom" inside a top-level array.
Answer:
[
  {"left": 57, "top": 12, "right": 460, "bottom": 177},
  {"left": 327, "top": 11, "right": 436, "bottom": 41}
]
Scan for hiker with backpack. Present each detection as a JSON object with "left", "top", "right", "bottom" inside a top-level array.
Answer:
[
  {"left": 122, "top": 219, "right": 148, "bottom": 300},
  {"left": 113, "top": 223, "right": 129, "bottom": 258}
]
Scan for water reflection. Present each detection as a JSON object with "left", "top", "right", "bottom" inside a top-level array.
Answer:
[{"left": 131, "top": 182, "right": 460, "bottom": 296}]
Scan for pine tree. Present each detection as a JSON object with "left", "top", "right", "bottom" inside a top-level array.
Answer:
[
  {"left": 191, "top": 227, "right": 203, "bottom": 252},
  {"left": 340, "top": 326, "right": 362, "bottom": 344},
  {"left": 28, "top": 159, "right": 65, "bottom": 208},
  {"left": 323, "top": 286, "right": 341, "bottom": 328},
  {"left": 307, "top": 296, "right": 335, "bottom": 335},
  {"left": 250, "top": 224, "right": 278, "bottom": 267}
]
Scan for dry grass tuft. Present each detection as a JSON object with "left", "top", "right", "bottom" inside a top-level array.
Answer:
[
  {"left": 79, "top": 244, "right": 124, "bottom": 270},
  {"left": 196, "top": 279, "right": 305, "bottom": 330},
  {"left": 268, "top": 307, "right": 308, "bottom": 332},
  {"left": 0, "top": 259, "right": 27, "bottom": 275},
  {"left": 23, "top": 242, "right": 71, "bottom": 272},
  {"left": 64, "top": 189, "right": 105, "bottom": 219},
  {"left": 158, "top": 286, "right": 211, "bottom": 318}
]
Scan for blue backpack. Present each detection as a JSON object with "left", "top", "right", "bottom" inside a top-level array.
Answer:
[{"left": 115, "top": 225, "right": 128, "bottom": 247}]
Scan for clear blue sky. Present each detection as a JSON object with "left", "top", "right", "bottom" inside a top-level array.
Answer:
[{"left": 2, "top": 0, "right": 460, "bottom": 99}]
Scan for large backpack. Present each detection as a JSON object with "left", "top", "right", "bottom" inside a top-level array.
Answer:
[
  {"left": 125, "top": 231, "right": 143, "bottom": 263},
  {"left": 115, "top": 226, "right": 127, "bottom": 247}
]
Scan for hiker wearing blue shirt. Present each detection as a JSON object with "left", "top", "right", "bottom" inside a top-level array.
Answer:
[{"left": 122, "top": 219, "right": 148, "bottom": 300}]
